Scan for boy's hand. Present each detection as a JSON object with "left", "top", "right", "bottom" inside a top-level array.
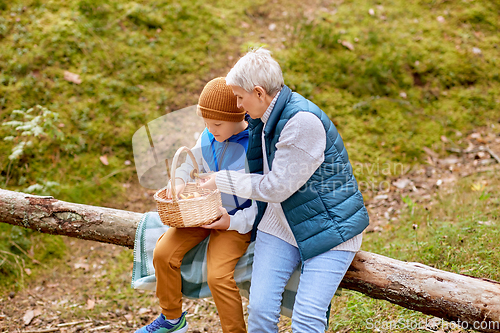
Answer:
[
  {"left": 202, "top": 207, "right": 230, "bottom": 230},
  {"left": 199, "top": 172, "right": 217, "bottom": 190},
  {"left": 165, "top": 178, "right": 186, "bottom": 199}
]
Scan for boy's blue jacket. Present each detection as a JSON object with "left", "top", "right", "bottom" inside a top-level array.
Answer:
[
  {"left": 246, "top": 85, "right": 369, "bottom": 262},
  {"left": 200, "top": 128, "right": 252, "bottom": 215}
]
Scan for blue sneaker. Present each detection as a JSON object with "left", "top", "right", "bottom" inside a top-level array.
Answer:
[{"left": 135, "top": 311, "right": 188, "bottom": 333}]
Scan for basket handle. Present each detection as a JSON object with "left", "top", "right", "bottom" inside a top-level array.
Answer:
[{"left": 170, "top": 146, "right": 199, "bottom": 202}]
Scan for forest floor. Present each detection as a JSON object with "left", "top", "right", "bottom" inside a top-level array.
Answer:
[
  {"left": 1, "top": 126, "right": 499, "bottom": 332},
  {"left": 0, "top": 0, "right": 500, "bottom": 333}
]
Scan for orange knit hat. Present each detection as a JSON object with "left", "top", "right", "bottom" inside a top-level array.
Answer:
[{"left": 196, "top": 77, "right": 245, "bottom": 122}]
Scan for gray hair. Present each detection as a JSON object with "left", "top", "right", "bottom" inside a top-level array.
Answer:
[{"left": 226, "top": 48, "right": 284, "bottom": 96}]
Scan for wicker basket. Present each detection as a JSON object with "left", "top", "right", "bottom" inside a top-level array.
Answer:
[{"left": 154, "top": 146, "right": 222, "bottom": 228}]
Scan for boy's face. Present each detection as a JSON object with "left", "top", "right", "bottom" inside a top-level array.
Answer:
[
  {"left": 230, "top": 85, "right": 268, "bottom": 119},
  {"left": 204, "top": 118, "right": 241, "bottom": 142}
]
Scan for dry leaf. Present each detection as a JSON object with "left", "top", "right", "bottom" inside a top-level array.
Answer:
[
  {"left": 471, "top": 182, "right": 485, "bottom": 192},
  {"left": 423, "top": 146, "right": 439, "bottom": 158},
  {"left": 469, "top": 133, "right": 482, "bottom": 139},
  {"left": 100, "top": 155, "right": 109, "bottom": 166},
  {"left": 341, "top": 40, "right": 354, "bottom": 51},
  {"left": 74, "top": 263, "right": 90, "bottom": 271},
  {"left": 393, "top": 179, "right": 411, "bottom": 189},
  {"left": 439, "top": 157, "right": 459, "bottom": 165},
  {"left": 23, "top": 310, "right": 34, "bottom": 326},
  {"left": 441, "top": 176, "right": 457, "bottom": 184},
  {"left": 464, "top": 141, "right": 475, "bottom": 152},
  {"left": 426, "top": 317, "right": 441, "bottom": 328},
  {"left": 86, "top": 299, "right": 95, "bottom": 310},
  {"left": 138, "top": 308, "right": 151, "bottom": 315},
  {"left": 478, "top": 221, "right": 493, "bottom": 226},
  {"left": 63, "top": 71, "right": 82, "bottom": 85}
]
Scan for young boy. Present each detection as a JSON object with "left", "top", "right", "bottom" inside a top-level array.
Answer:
[{"left": 136, "top": 77, "right": 256, "bottom": 333}]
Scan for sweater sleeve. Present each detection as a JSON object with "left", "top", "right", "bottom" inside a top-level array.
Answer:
[
  {"left": 215, "top": 112, "right": 326, "bottom": 202},
  {"left": 227, "top": 200, "right": 257, "bottom": 234}
]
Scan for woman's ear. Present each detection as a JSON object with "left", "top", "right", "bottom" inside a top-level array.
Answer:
[{"left": 254, "top": 86, "right": 267, "bottom": 101}]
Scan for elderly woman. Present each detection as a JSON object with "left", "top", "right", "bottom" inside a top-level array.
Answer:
[{"left": 201, "top": 48, "right": 369, "bottom": 333}]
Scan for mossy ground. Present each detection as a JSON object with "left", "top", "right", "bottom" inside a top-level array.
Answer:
[{"left": 0, "top": 0, "right": 499, "bottom": 331}]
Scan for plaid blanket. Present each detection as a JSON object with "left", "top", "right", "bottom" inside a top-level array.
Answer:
[{"left": 131, "top": 212, "right": 340, "bottom": 318}]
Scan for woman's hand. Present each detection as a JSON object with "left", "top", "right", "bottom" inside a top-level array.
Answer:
[
  {"left": 199, "top": 172, "right": 217, "bottom": 190},
  {"left": 202, "top": 207, "right": 230, "bottom": 230}
]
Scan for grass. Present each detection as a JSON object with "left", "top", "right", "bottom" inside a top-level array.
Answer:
[
  {"left": 1, "top": 0, "right": 246, "bottom": 289},
  {"left": 328, "top": 171, "right": 500, "bottom": 332},
  {"left": 278, "top": 0, "right": 500, "bottom": 168},
  {"left": 366, "top": 172, "right": 500, "bottom": 280},
  {"left": 1, "top": 0, "right": 244, "bottom": 205},
  {"left": 0, "top": 223, "right": 66, "bottom": 290},
  {"left": 0, "top": 0, "right": 499, "bottom": 330},
  {"left": 1, "top": 1, "right": 499, "bottom": 198}
]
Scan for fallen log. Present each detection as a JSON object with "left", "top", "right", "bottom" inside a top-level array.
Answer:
[
  {"left": 1, "top": 188, "right": 499, "bottom": 332},
  {"left": 340, "top": 253, "right": 500, "bottom": 332},
  {"left": 0, "top": 188, "right": 141, "bottom": 248}
]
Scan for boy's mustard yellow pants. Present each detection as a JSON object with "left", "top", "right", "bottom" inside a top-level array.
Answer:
[{"left": 153, "top": 226, "right": 252, "bottom": 333}]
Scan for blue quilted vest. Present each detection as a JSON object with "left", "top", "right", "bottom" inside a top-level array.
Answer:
[{"left": 247, "top": 86, "right": 369, "bottom": 262}]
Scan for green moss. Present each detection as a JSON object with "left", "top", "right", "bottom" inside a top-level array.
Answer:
[
  {"left": 327, "top": 172, "right": 500, "bottom": 332},
  {"left": 277, "top": 0, "right": 499, "bottom": 172},
  {"left": 0, "top": 0, "right": 241, "bottom": 203},
  {"left": 1, "top": 2, "right": 499, "bottom": 319},
  {"left": 365, "top": 174, "right": 500, "bottom": 281},
  {"left": 2, "top": 0, "right": 498, "bottom": 199},
  {"left": 0, "top": 224, "right": 65, "bottom": 290}
]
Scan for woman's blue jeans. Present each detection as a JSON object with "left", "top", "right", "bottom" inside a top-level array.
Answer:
[{"left": 247, "top": 231, "right": 356, "bottom": 333}]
